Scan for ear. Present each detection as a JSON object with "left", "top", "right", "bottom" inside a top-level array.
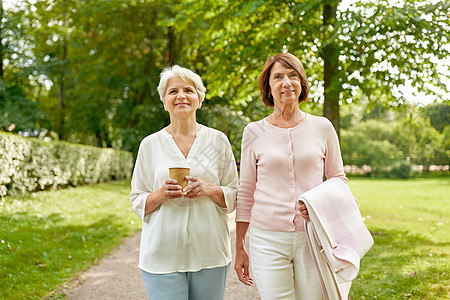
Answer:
[{"left": 162, "top": 100, "right": 168, "bottom": 111}]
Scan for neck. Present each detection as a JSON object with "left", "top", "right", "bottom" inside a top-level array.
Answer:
[
  {"left": 271, "top": 103, "right": 302, "bottom": 122},
  {"left": 167, "top": 115, "right": 198, "bottom": 136}
]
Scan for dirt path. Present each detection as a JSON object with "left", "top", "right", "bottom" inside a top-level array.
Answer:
[{"left": 62, "top": 213, "right": 260, "bottom": 299}]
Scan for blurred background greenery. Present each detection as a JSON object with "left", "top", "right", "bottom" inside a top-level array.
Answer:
[{"left": 0, "top": 0, "right": 448, "bottom": 176}]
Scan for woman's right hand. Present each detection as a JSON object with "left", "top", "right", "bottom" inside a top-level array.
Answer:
[
  {"left": 234, "top": 248, "right": 253, "bottom": 286},
  {"left": 145, "top": 179, "right": 183, "bottom": 215},
  {"left": 157, "top": 178, "right": 183, "bottom": 201}
]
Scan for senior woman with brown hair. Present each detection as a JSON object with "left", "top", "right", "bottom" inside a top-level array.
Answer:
[
  {"left": 130, "top": 65, "right": 238, "bottom": 300},
  {"left": 234, "top": 53, "right": 347, "bottom": 299}
]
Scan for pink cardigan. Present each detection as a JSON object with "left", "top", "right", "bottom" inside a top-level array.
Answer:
[{"left": 236, "top": 115, "right": 347, "bottom": 231}]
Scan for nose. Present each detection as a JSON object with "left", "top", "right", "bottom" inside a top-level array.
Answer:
[
  {"left": 176, "top": 89, "right": 186, "bottom": 99},
  {"left": 282, "top": 76, "right": 292, "bottom": 86}
]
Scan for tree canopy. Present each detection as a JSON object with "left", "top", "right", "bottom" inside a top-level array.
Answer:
[{"left": 1, "top": 0, "right": 449, "bottom": 156}]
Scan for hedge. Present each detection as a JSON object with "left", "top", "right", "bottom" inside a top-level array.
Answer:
[{"left": 0, "top": 132, "right": 134, "bottom": 196}]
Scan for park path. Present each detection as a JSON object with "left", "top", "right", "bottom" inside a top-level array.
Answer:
[{"left": 62, "top": 212, "right": 261, "bottom": 300}]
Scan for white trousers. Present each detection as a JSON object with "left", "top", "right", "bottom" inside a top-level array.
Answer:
[{"left": 249, "top": 226, "right": 324, "bottom": 300}]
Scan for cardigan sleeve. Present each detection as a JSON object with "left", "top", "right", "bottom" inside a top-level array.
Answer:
[
  {"left": 323, "top": 119, "right": 348, "bottom": 183},
  {"left": 236, "top": 125, "right": 257, "bottom": 222}
]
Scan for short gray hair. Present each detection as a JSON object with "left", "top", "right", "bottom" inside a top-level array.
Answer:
[{"left": 157, "top": 65, "right": 206, "bottom": 104}]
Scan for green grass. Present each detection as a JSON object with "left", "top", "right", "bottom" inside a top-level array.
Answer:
[
  {"left": 348, "top": 177, "right": 450, "bottom": 300},
  {"left": 0, "top": 180, "right": 141, "bottom": 300}
]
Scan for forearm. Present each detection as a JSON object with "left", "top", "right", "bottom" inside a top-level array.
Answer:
[
  {"left": 207, "top": 184, "right": 226, "bottom": 208},
  {"left": 236, "top": 222, "right": 250, "bottom": 252},
  {"left": 144, "top": 190, "right": 164, "bottom": 216}
]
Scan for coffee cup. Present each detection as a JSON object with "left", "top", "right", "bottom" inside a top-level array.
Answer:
[{"left": 168, "top": 162, "right": 190, "bottom": 189}]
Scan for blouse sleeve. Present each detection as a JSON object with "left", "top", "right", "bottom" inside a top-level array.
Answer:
[
  {"left": 324, "top": 120, "right": 348, "bottom": 183},
  {"left": 236, "top": 125, "right": 257, "bottom": 222},
  {"left": 218, "top": 133, "right": 239, "bottom": 214},
  {"left": 130, "top": 141, "right": 152, "bottom": 222}
]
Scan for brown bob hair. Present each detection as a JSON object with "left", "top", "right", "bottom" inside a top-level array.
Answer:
[{"left": 258, "top": 53, "right": 309, "bottom": 107}]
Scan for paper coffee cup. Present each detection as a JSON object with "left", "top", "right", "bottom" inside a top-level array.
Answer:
[{"left": 168, "top": 162, "right": 190, "bottom": 188}]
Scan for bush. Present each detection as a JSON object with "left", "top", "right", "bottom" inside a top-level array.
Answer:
[
  {"left": 341, "top": 126, "right": 399, "bottom": 176},
  {"left": 389, "top": 160, "right": 412, "bottom": 179},
  {"left": 0, "top": 132, "right": 134, "bottom": 196}
]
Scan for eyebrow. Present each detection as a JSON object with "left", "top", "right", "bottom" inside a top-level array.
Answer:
[
  {"left": 166, "top": 86, "right": 195, "bottom": 92},
  {"left": 272, "top": 71, "right": 297, "bottom": 77}
]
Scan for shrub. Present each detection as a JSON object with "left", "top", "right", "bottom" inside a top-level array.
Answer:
[
  {"left": 389, "top": 160, "right": 412, "bottom": 179},
  {"left": 0, "top": 132, "right": 133, "bottom": 196},
  {"left": 341, "top": 127, "right": 399, "bottom": 176}
]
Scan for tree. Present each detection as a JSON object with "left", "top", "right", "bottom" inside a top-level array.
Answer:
[
  {"left": 421, "top": 101, "right": 450, "bottom": 133},
  {"left": 6, "top": 0, "right": 448, "bottom": 161},
  {"left": 178, "top": 0, "right": 449, "bottom": 137},
  {"left": 0, "top": 0, "right": 45, "bottom": 133},
  {"left": 15, "top": 0, "right": 191, "bottom": 152}
]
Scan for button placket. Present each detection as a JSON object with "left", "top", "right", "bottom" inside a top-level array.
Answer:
[{"left": 288, "top": 129, "right": 296, "bottom": 204}]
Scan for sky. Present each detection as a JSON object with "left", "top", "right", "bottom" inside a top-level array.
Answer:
[{"left": 3, "top": 0, "right": 448, "bottom": 105}]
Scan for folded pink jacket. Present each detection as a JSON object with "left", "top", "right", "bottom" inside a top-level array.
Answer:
[{"left": 297, "top": 178, "right": 374, "bottom": 299}]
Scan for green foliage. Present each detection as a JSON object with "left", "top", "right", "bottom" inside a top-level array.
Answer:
[
  {"left": 421, "top": 101, "right": 450, "bottom": 133},
  {"left": 0, "top": 180, "right": 141, "bottom": 299},
  {"left": 389, "top": 160, "right": 412, "bottom": 179},
  {"left": 197, "top": 101, "right": 250, "bottom": 159},
  {"left": 340, "top": 1, "right": 449, "bottom": 103},
  {"left": 0, "top": 80, "right": 46, "bottom": 132},
  {"left": 7, "top": 0, "right": 181, "bottom": 148},
  {"left": 341, "top": 100, "right": 449, "bottom": 176},
  {"left": 174, "top": 0, "right": 449, "bottom": 131},
  {"left": 443, "top": 125, "right": 450, "bottom": 150},
  {"left": 3, "top": 0, "right": 449, "bottom": 159},
  {"left": 0, "top": 132, "right": 133, "bottom": 196},
  {"left": 341, "top": 120, "right": 399, "bottom": 174}
]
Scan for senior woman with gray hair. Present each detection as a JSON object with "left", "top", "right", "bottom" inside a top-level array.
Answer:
[{"left": 130, "top": 65, "right": 238, "bottom": 300}]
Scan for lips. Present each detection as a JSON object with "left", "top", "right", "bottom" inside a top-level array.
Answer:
[
  {"left": 281, "top": 90, "right": 295, "bottom": 95},
  {"left": 174, "top": 102, "right": 190, "bottom": 106}
]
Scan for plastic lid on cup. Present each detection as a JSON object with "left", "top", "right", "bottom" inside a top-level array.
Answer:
[{"left": 168, "top": 162, "right": 190, "bottom": 169}]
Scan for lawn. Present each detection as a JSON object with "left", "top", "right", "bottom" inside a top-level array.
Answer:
[
  {"left": 348, "top": 177, "right": 449, "bottom": 299},
  {"left": 0, "top": 177, "right": 448, "bottom": 299},
  {"left": 0, "top": 180, "right": 141, "bottom": 299}
]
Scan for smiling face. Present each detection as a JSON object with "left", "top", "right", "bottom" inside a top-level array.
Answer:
[
  {"left": 163, "top": 76, "right": 200, "bottom": 117},
  {"left": 268, "top": 62, "right": 302, "bottom": 106}
]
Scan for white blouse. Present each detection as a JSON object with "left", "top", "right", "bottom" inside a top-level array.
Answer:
[{"left": 130, "top": 125, "right": 238, "bottom": 274}]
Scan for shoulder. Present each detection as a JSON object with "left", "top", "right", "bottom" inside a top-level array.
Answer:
[
  {"left": 140, "top": 129, "right": 165, "bottom": 147},
  {"left": 245, "top": 119, "right": 265, "bottom": 129},
  {"left": 306, "top": 114, "right": 331, "bottom": 125},
  {"left": 200, "top": 125, "right": 231, "bottom": 145},
  {"left": 306, "top": 114, "right": 335, "bottom": 131},
  {"left": 243, "top": 119, "right": 266, "bottom": 135},
  {"left": 201, "top": 125, "right": 226, "bottom": 139}
]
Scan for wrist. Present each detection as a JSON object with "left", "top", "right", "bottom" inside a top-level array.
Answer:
[
  {"left": 205, "top": 183, "right": 219, "bottom": 196},
  {"left": 236, "top": 244, "right": 247, "bottom": 253},
  {"left": 208, "top": 184, "right": 225, "bottom": 205}
]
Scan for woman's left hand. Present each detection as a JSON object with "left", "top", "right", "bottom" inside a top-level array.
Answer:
[
  {"left": 183, "top": 176, "right": 213, "bottom": 199},
  {"left": 299, "top": 202, "right": 310, "bottom": 221},
  {"left": 183, "top": 176, "right": 226, "bottom": 207}
]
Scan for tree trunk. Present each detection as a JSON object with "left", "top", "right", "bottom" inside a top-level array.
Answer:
[
  {"left": 321, "top": 1, "right": 341, "bottom": 139},
  {"left": 166, "top": 26, "right": 178, "bottom": 64}
]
